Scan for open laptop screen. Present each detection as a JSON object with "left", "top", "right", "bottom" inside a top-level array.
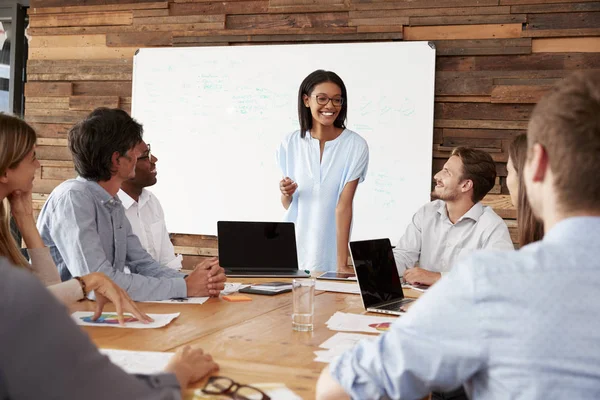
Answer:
[
  {"left": 218, "top": 221, "right": 298, "bottom": 271},
  {"left": 349, "top": 238, "right": 405, "bottom": 308}
]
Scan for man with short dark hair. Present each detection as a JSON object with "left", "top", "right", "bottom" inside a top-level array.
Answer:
[
  {"left": 118, "top": 140, "right": 183, "bottom": 270},
  {"left": 316, "top": 70, "right": 600, "bottom": 400},
  {"left": 395, "top": 147, "right": 513, "bottom": 287},
  {"left": 37, "top": 108, "right": 226, "bottom": 301}
]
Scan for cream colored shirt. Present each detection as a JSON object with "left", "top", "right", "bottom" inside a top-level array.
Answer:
[
  {"left": 393, "top": 200, "right": 514, "bottom": 275},
  {"left": 118, "top": 189, "right": 182, "bottom": 270}
]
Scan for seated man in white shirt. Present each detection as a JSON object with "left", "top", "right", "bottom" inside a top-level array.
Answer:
[
  {"left": 118, "top": 141, "right": 183, "bottom": 270},
  {"left": 396, "top": 147, "right": 514, "bottom": 287}
]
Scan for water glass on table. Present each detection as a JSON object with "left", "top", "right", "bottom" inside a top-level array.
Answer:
[{"left": 292, "top": 278, "right": 315, "bottom": 332}]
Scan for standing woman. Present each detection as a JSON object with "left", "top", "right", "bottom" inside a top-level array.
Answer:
[
  {"left": 506, "top": 134, "right": 544, "bottom": 246},
  {"left": 0, "top": 113, "right": 149, "bottom": 324},
  {"left": 277, "top": 70, "right": 369, "bottom": 272}
]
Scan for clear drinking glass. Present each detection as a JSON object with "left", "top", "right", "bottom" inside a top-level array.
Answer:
[{"left": 292, "top": 278, "right": 315, "bottom": 332}]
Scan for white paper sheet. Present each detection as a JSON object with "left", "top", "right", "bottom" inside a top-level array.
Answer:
[
  {"left": 320, "top": 332, "right": 374, "bottom": 349},
  {"left": 143, "top": 297, "right": 210, "bottom": 305},
  {"left": 221, "top": 282, "right": 251, "bottom": 295},
  {"left": 100, "top": 349, "right": 173, "bottom": 374},
  {"left": 142, "top": 283, "right": 251, "bottom": 304},
  {"left": 402, "top": 283, "right": 429, "bottom": 293},
  {"left": 325, "top": 311, "right": 398, "bottom": 334},
  {"left": 315, "top": 281, "right": 360, "bottom": 294},
  {"left": 72, "top": 312, "right": 180, "bottom": 329},
  {"left": 101, "top": 350, "right": 302, "bottom": 400},
  {"left": 314, "top": 332, "right": 376, "bottom": 363}
]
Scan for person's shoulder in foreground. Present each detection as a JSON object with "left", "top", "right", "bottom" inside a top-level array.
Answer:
[
  {"left": 0, "top": 258, "right": 181, "bottom": 400},
  {"left": 320, "top": 219, "right": 600, "bottom": 399},
  {"left": 315, "top": 70, "right": 600, "bottom": 400}
]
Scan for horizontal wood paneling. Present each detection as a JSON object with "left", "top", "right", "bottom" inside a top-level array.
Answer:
[
  {"left": 404, "top": 23, "right": 523, "bottom": 40},
  {"left": 25, "top": 0, "right": 600, "bottom": 248},
  {"left": 29, "top": 11, "right": 133, "bottom": 28},
  {"left": 531, "top": 37, "right": 600, "bottom": 52},
  {"left": 29, "top": 2, "right": 168, "bottom": 14}
]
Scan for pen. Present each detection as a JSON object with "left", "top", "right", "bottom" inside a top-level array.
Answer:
[{"left": 171, "top": 297, "right": 188, "bottom": 302}]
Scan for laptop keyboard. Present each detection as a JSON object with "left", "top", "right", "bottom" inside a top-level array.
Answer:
[{"left": 379, "top": 299, "right": 413, "bottom": 311}]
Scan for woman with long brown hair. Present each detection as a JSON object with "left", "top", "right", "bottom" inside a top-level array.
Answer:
[
  {"left": 506, "top": 134, "right": 544, "bottom": 246},
  {"left": 0, "top": 113, "right": 149, "bottom": 324}
]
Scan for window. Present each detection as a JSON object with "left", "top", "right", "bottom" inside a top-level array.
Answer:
[{"left": 0, "top": 1, "right": 27, "bottom": 116}]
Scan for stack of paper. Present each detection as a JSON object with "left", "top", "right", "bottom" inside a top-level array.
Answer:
[
  {"left": 250, "top": 282, "right": 293, "bottom": 293},
  {"left": 315, "top": 281, "right": 360, "bottom": 294},
  {"left": 325, "top": 311, "right": 398, "bottom": 334},
  {"left": 314, "top": 332, "right": 374, "bottom": 363}
]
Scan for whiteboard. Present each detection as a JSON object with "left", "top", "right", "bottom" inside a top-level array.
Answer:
[{"left": 131, "top": 42, "right": 435, "bottom": 243}]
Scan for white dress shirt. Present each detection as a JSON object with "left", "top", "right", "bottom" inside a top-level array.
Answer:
[
  {"left": 118, "top": 189, "right": 183, "bottom": 270},
  {"left": 332, "top": 217, "right": 600, "bottom": 399},
  {"left": 393, "top": 200, "right": 514, "bottom": 275}
]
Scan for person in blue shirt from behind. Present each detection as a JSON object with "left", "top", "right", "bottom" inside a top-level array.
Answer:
[
  {"left": 316, "top": 71, "right": 600, "bottom": 400},
  {"left": 277, "top": 70, "right": 369, "bottom": 273}
]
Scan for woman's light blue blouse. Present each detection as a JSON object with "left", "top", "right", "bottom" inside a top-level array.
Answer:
[{"left": 277, "top": 129, "right": 369, "bottom": 271}]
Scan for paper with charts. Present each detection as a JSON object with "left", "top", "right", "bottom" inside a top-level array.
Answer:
[
  {"left": 314, "top": 332, "right": 376, "bottom": 363},
  {"left": 142, "top": 283, "right": 250, "bottom": 304},
  {"left": 72, "top": 312, "right": 180, "bottom": 328},
  {"left": 326, "top": 311, "right": 398, "bottom": 334}
]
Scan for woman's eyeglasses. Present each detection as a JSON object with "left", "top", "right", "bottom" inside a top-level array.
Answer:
[
  {"left": 202, "top": 376, "right": 271, "bottom": 400},
  {"left": 137, "top": 143, "right": 151, "bottom": 161},
  {"left": 312, "top": 94, "right": 344, "bottom": 107}
]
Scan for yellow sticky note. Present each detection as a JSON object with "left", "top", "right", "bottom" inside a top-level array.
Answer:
[{"left": 223, "top": 294, "right": 252, "bottom": 302}]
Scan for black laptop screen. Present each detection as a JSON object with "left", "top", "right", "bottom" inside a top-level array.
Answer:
[
  {"left": 218, "top": 221, "right": 299, "bottom": 270},
  {"left": 350, "top": 238, "right": 404, "bottom": 308}
]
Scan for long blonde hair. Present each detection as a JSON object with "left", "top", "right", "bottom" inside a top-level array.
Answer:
[{"left": 0, "top": 113, "right": 37, "bottom": 267}]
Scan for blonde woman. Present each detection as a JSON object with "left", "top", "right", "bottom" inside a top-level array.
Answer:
[{"left": 0, "top": 113, "right": 149, "bottom": 324}]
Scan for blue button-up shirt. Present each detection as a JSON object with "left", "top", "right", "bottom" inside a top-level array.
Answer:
[
  {"left": 331, "top": 217, "right": 600, "bottom": 399},
  {"left": 37, "top": 177, "right": 186, "bottom": 301}
]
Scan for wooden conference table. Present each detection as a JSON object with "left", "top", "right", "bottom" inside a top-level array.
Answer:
[{"left": 71, "top": 279, "right": 422, "bottom": 399}]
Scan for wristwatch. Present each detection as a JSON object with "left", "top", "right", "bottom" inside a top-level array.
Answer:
[{"left": 73, "top": 276, "right": 88, "bottom": 301}]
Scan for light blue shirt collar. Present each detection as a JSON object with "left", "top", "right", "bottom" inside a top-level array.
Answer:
[{"left": 75, "top": 176, "right": 122, "bottom": 211}]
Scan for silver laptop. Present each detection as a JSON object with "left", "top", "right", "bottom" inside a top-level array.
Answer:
[
  {"left": 218, "top": 221, "right": 310, "bottom": 278},
  {"left": 349, "top": 238, "right": 413, "bottom": 316}
]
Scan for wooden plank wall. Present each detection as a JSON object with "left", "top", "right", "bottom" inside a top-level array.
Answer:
[{"left": 26, "top": 0, "right": 600, "bottom": 267}]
